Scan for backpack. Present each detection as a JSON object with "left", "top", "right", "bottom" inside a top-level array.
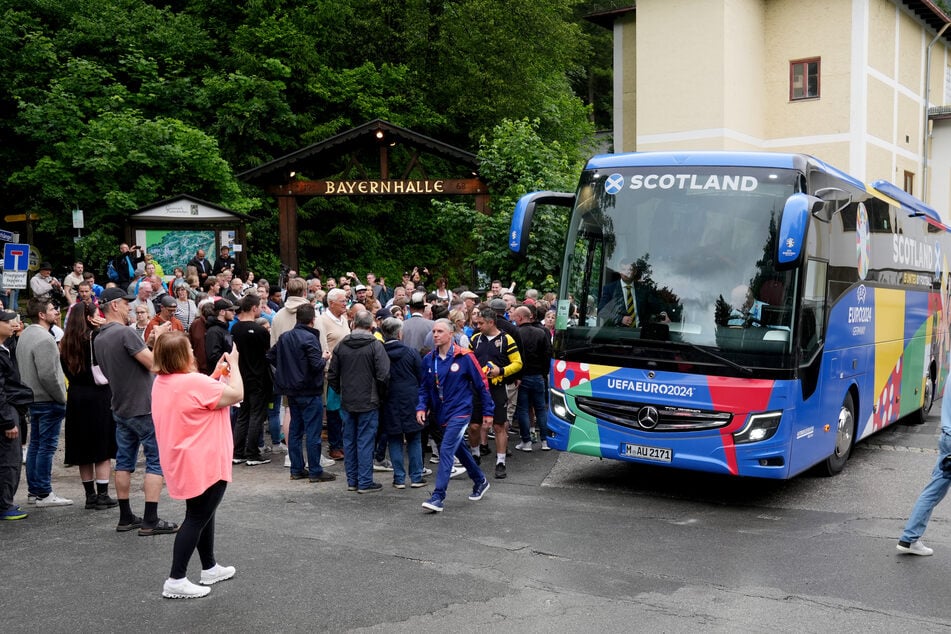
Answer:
[{"left": 106, "top": 258, "right": 119, "bottom": 282}]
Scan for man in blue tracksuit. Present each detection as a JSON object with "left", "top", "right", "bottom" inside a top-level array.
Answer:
[{"left": 417, "top": 318, "right": 494, "bottom": 513}]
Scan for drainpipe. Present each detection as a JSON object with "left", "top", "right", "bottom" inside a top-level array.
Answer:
[{"left": 922, "top": 21, "right": 951, "bottom": 203}]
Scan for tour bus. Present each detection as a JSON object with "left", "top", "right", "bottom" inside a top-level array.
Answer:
[{"left": 509, "top": 152, "right": 951, "bottom": 478}]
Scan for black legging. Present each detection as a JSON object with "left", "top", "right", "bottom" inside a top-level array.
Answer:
[{"left": 169, "top": 480, "right": 227, "bottom": 579}]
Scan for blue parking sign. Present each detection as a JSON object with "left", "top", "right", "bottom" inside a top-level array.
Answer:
[{"left": 4, "top": 243, "right": 30, "bottom": 272}]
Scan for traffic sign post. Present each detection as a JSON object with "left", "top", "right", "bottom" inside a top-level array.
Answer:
[{"left": 3, "top": 243, "right": 29, "bottom": 289}]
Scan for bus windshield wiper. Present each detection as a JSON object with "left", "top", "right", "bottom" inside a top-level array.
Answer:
[{"left": 671, "top": 341, "right": 753, "bottom": 375}]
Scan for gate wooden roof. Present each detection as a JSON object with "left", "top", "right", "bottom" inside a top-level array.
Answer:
[
  {"left": 237, "top": 119, "right": 487, "bottom": 270},
  {"left": 238, "top": 119, "right": 480, "bottom": 186}
]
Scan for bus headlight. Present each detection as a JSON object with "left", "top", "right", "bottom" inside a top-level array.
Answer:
[
  {"left": 550, "top": 389, "right": 576, "bottom": 424},
  {"left": 733, "top": 412, "right": 782, "bottom": 444}
]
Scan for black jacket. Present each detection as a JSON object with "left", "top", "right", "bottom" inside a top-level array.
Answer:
[
  {"left": 380, "top": 339, "right": 421, "bottom": 435},
  {"left": 0, "top": 344, "right": 32, "bottom": 431},
  {"left": 204, "top": 318, "right": 232, "bottom": 374},
  {"left": 267, "top": 324, "right": 326, "bottom": 397},
  {"left": 516, "top": 321, "right": 552, "bottom": 376},
  {"left": 327, "top": 330, "right": 389, "bottom": 413},
  {"left": 212, "top": 255, "right": 237, "bottom": 276},
  {"left": 188, "top": 256, "right": 213, "bottom": 283},
  {"left": 116, "top": 249, "right": 143, "bottom": 287}
]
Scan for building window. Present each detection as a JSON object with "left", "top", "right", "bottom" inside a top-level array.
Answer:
[
  {"left": 790, "top": 58, "right": 820, "bottom": 101},
  {"left": 904, "top": 171, "right": 914, "bottom": 195}
]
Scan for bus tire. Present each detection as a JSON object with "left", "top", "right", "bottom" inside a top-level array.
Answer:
[
  {"left": 820, "top": 393, "right": 855, "bottom": 477},
  {"left": 914, "top": 372, "right": 936, "bottom": 425}
]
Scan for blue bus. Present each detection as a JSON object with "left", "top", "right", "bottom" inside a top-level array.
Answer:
[{"left": 510, "top": 152, "right": 951, "bottom": 478}]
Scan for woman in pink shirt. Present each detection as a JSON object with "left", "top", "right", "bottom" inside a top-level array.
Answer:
[{"left": 151, "top": 332, "right": 244, "bottom": 599}]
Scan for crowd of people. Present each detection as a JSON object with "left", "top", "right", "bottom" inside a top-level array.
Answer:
[{"left": 0, "top": 242, "right": 557, "bottom": 598}]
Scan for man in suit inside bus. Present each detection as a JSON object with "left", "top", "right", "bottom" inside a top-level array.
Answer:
[{"left": 598, "top": 258, "right": 668, "bottom": 328}]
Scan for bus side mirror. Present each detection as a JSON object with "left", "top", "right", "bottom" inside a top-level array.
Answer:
[
  {"left": 776, "top": 193, "right": 822, "bottom": 270},
  {"left": 509, "top": 191, "right": 575, "bottom": 257}
]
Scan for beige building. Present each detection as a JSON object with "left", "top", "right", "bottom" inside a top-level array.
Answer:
[{"left": 590, "top": 0, "right": 951, "bottom": 216}]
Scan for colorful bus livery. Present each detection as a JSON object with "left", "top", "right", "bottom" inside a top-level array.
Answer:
[{"left": 512, "top": 152, "right": 951, "bottom": 478}]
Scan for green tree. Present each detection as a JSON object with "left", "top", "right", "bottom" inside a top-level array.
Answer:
[{"left": 433, "top": 118, "right": 592, "bottom": 292}]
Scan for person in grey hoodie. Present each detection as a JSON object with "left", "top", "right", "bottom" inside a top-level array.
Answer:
[
  {"left": 19, "top": 298, "right": 70, "bottom": 506},
  {"left": 269, "top": 277, "right": 310, "bottom": 346}
]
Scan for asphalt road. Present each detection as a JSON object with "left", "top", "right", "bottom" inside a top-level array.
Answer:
[{"left": 3, "top": 406, "right": 951, "bottom": 633}]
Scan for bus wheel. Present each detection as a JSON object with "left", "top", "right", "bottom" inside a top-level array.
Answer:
[
  {"left": 914, "top": 374, "right": 935, "bottom": 424},
  {"left": 820, "top": 393, "right": 855, "bottom": 476}
]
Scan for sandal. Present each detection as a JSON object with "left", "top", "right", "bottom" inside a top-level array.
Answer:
[
  {"left": 116, "top": 515, "right": 143, "bottom": 532},
  {"left": 138, "top": 518, "right": 180, "bottom": 536}
]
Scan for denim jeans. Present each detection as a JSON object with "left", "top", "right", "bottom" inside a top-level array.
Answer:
[
  {"left": 516, "top": 374, "right": 550, "bottom": 442},
  {"left": 325, "top": 408, "right": 343, "bottom": 452},
  {"left": 433, "top": 415, "right": 484, "bottom": 502},
  {"left": 341, "top": 409, "right": 379, "bottom": 489},
  {"left": 388, "top": 430, "right": 423, "bottom": 485},
  {"left": 374, "top": 428, "right": 388, "bottom": 463},
  {"left": 267, "top": 391, "right": 283, "bottom": 446},
  {"left": 114, "top": 413, "right": 163, "bottom": 475},
  {"left": 287, "top": 395, "right": 324, "bottom": 477},
  {"left": 25, "top": 402, "right": 66, "bottom": 497},
  {"left": 900, "top": 430, "right": 951, "bottom": 543}
]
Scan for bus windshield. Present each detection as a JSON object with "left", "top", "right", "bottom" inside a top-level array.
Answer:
[{"left": 559, "top": 166, "right": 800, "bottom": 373}]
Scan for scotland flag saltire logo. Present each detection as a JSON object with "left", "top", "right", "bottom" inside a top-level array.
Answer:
[{"left": 604, "top": 174, "right": 624, "bottom": 195}]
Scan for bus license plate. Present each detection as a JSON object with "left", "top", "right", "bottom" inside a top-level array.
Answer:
[{"left": 623, "top": 443, "right": 672, "bottom": 463}]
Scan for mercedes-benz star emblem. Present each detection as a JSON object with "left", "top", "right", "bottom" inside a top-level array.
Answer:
[{"left": 637, "top": 405, "right": 660, "bottom": 430}]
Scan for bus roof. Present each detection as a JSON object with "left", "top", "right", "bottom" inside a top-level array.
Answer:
[
  {"left": 871, "top": 179, "right": 944, "bottom": 225},
  {"left": 584, "top": 151, "right": 867, "bottom": 190}
]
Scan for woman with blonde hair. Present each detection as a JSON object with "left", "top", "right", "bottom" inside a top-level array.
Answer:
[
  {"left": 448, "top": 309, "right": 469, "bottom": 348},
  {"left": 151, "top": 332, "right": 243, "bottom": 599}
]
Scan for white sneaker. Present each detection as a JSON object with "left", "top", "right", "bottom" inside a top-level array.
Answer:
[
  {"left": 373, "top": 459, "right": 394, "bottom": 472},
  {"left": 541, "top": 440, "right": 550, "bottom": 451},
  {"left": 515, "top": 441, "right": 533, "bottom": 452},
  {"left": 26, "top": 494, "right": 36, "bottom": 505},
  {"left": 897, "top": 540, "right": 934, "bottom": 556},
  {"left": 163, "top": 577, "right": 210, "bottom": 599},
  {"left": 450, "top": 465, "right": 467, "bottom": 479},
  {"left": 421, "top": 467, "right": 433, "bottom": 477},
  {"left": 320, "top": 455, "right": 336, "bottom": 468},
  {"left": 429, "top": 453, "right": 440, "bottom": 464},
  {"left": 284, "top": 454, "right": 291, "bottom": 468},
  {"left": 35, "top": 492, "right": 73, "bottom": 507},
  {"left": 273, "top": 442, "right": 288, "bottom": 453},
  {"left": 200, "top": 563, "right": 236, "bottom": 585},
  {"left": 21, "top": 447, "right": 26, "bottom": 464}
]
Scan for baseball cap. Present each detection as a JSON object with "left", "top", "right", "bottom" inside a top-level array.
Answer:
[
  {"left": 410, "top": 291, "right": 426, "bottom": 308},
  {"left": 101, "top": 287, "right": 135, "bottom": 303},
  {"left": 159, "top": 295, "right": 178, "bottom": 308},
  {"left": 488, "top": 298, "right": 507, "bottom": 312},
  {"left": 355, "top": 284, "right": 367, "bottom": 292},
  {"left": 0, "top": 310, "right": 18, "bottom": 322},
  {"left": 375, "top": 307, "right": 392, "bottom": 320},
  {"left": 523, "top": 297, "right": 536, "bottom": 306},
  {"left": 213, "top": 298, "right": 235, "bottom": 312}
]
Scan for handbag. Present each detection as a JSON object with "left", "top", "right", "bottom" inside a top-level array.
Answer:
[{"left": 89, "top": 334, "right": 109, "bottom": 386}]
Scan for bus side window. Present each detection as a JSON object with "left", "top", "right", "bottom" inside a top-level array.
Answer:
[{"left": 800, "top": 259, "right": 827, "bottom": 359}]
